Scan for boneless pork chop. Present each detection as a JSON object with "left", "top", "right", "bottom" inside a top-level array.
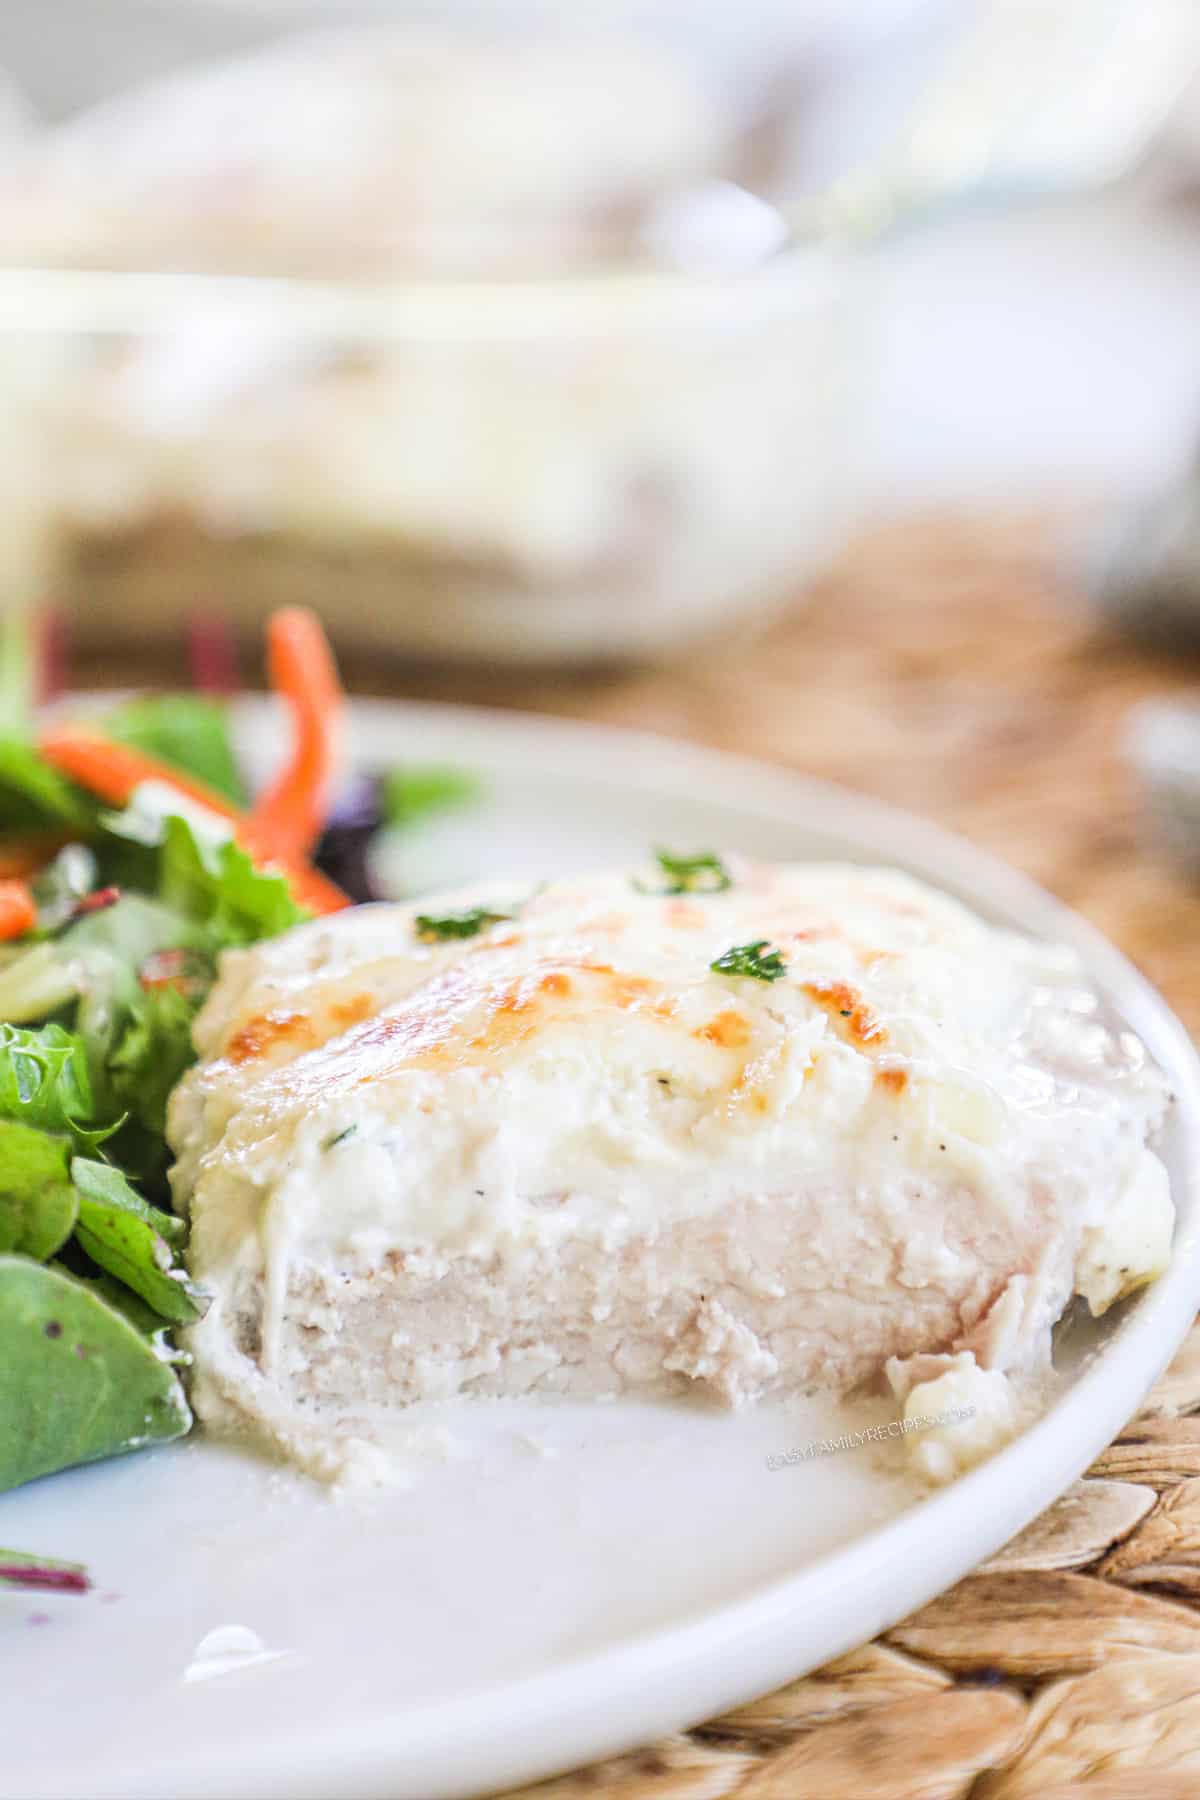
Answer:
[{"left": 168, "top": 862, "right": 1173, "bottom": 1482}]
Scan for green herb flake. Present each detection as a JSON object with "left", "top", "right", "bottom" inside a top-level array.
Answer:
[
  {"left": 710, "top": 940, "right": 787, "bottom": 983},
  {"left": 636, "top": 849, "right": 732, "bottom": 896},
  {"left": 322, "top": 1125, "right": 357, "bottom": 1151},
  {"left": 415, "top": 906, "right": 512, "bottom": 942}
]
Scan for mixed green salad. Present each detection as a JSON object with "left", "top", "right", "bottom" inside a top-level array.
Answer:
[{"left": 0, "top": 607, "right": 474, "bottom": 1593}]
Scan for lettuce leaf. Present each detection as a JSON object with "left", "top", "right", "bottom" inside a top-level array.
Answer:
[
  {"left": 0, "top": 1021, "right": 112, "bottom": 1151},
  {"left": 105, "top": 980, "right": 202, "bottom": 1138},
  {"left": 383, "top": 763, "right": 480, "bottom": 829},
  {"left": 0, "top": 737, "right": 91, "bottom": 832},
  {"left": 0, "top": 779, "right": 314, "bottom": 1497},
  {"left": 0, "top": 889, "right": 203, "bottom": 1031},
  {"left": 65, "top": 895, "right": 212, "bottom": 1148},
  {"left": 158, "top": 814, "right": 308, "bottom": 946},
  {"left": 100, "top": 695, "right": 246, "bottom": 806}
]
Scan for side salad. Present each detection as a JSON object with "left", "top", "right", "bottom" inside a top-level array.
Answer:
[{"left": 0, "top": 608, "right": 360, "bottom": 1590}]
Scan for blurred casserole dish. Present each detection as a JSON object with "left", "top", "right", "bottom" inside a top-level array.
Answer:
[{"left": 0, "top": 22, "right": 859, "bottom": 663}]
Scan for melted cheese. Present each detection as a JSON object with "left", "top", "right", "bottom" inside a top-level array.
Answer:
[{"left": 169, "top": 861, "right": 1173, "bottom": 1459}]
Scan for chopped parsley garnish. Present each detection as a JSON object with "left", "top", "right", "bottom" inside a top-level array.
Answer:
[
  {"left": 415, "top": 906, "right": 512, "bottom": 942},
  {"left": 636, "top": 849, "right": 732, "bottom": 896},
  {"left": 710, "top": 940, "right": 786, "bottom": 982},
  {"left": 322, "top": 1125, "right": 357, "bottom": 1151}
]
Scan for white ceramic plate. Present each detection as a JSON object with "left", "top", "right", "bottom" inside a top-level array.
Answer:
[{"left": 5, "top": 697, "right": 1200, "bottom": 1800}]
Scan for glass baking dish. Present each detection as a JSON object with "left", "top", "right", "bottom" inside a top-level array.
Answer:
[
  {"left": 0, "top": 6, "right": 876, "bottom": 663},
  {"left": 0, "top": 250, "right": 859, "bottom": 665}
]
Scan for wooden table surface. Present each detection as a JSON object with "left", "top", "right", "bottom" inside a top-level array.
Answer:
[{"left": 91, "top": 513, "right": 1200, "bottom": 1797}]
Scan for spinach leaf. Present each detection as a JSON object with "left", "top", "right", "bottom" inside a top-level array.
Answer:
[
  {"left": 71, "top": 1156, "right": 184, "bottom": 1249},
  {"left": 68, "top": 1266, "right": 188, "bottom": 1345},
  {"left": 0, "top": 1122, "right": 76, "bottom": 1260},
  {"left": 0, "top": 738, "right": 91, "bottom": 833},
  {"left": 0, "top": 1256, "right": 191, "bottom": 1492},
  {"left": 383, "top": 764, "right": 480, "bottom": 829},
  {"left": 71, "top": 1159, "right": 206, "bottom": 1325},
  {"left": 101, "top": 695, "right": 247, "bottom": 807}
]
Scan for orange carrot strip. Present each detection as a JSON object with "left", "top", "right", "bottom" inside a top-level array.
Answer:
[
  {"left": 38, "top": 724, "right": 347, "bottom": 916},
  {"left": 0, "top": 879, "right": 37, "bottom": 940},
  {"left": 280, "top": 861, "right": 352, "bottom": 915},
  {"left": 247, "top": 608, "right": 343, "bottom": 863},
  {"left": 38, "top": 726, "right": 242, "bottom": 819}
]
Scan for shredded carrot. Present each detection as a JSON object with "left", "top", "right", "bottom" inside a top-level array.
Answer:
[
  {"left": 38, "top": 727, "right": 243, "bottom": 820},
  {"left": 37, "top": 611, "right": 349, "bottom": 916},
  {"left": 279, "top": 860, "right": 352, "bottom": 916},
  {"left": 37, "top": 723, "right": 348, "bottom": 916},
  {"left": 247, "top": 608, "right": 343, "bottom": 864},
  {"left": 0, "top": 879, "right": 37, "bottom": 941}
]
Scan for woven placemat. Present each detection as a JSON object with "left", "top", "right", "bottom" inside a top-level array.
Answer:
[
  {"left": 493, "top": 1313, "right": 1200, "bottom": 1800},
  {"left": 95, "top": 510, "right": 1200, "bottom": 1795}
]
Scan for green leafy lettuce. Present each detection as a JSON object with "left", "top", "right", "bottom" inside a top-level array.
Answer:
[
  {"left": 0, "top": 694, "right": 319, "bottom": 1506},
  {"left": 100, "top": 695, "right": 246, "bottom": 806},
  {"left": 0, "top": 1021, "right": 108, "bottom": 1149},
  {"left": 0, "top": 739, "right": 91, "bottom": 832},
  {"left": 157, "top": 815, "right": 307, "bottom": 946}
]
